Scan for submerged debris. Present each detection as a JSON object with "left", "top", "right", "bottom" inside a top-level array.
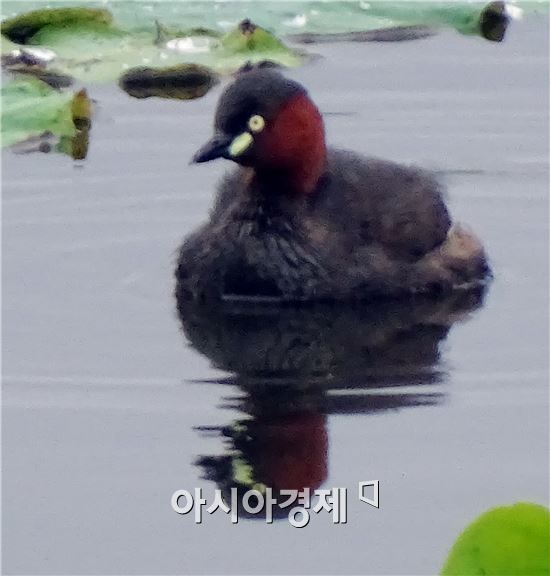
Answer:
[
  {"left": 1, "top": 46, "right": 56, "bottom": 66},
  {"left": 4, "top": 63, "right": 73, "bottom": 89},
  {"left": 479, "top": 1, "right": 512, "bottom": 42},
  {"left": 119, "top": 63, "right": 219, "bottom": 100},
  {"left": 10, "top": 131, "right": 58, "bottom": 154},
  {"left": 288, "top": 25, "right": 436, "bottom": 44},
  {"left": 1, "top": 46, "right": 72, "bottom": 88}
]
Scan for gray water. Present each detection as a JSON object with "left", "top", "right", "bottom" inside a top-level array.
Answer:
[{"left": 2, "top": 16, "right": 548, "bottom": 575}]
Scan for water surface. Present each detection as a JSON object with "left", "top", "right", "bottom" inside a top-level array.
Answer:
[{"left": 2, "top": 14, "right": 548, "bottom": 575}]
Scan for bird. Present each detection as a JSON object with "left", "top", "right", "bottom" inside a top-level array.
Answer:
[{"left": 176, "top": 68, "right": 490, "bottom": 302}]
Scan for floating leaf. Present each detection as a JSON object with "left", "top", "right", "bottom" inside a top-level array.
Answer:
[
  {"left": 1, "top": 7, "right": 113, "bottom": 44},
  {"left": 441, "top": 503, "right": 550, "bottom": 576},
  {"left": 1, "top": 77, "right": 92, "bottom": 159},
  {"left": 223, "top": 19, "right": 292, "bottom": 54}
]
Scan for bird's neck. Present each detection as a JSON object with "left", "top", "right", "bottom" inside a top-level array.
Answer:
[
  {"left": 255, "top": 93, "right": 327, "bottom": 196},
  {"left": 252, "top": 163, "right": 326, "bottom": 200}
]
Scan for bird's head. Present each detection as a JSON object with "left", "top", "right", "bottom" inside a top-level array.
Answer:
[{"left": 192, "top": 69, "right": 326, "bottom": 194}]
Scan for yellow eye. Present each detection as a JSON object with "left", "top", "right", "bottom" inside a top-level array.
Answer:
[{"left": 248, "top": 114, "right": 265, "bottom": 133}]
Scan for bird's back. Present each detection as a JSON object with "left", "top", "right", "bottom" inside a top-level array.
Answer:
[
  {"left": 308, "top": 149, "right": 451, "bottom": 261},
  {"left": 178, "top": 148, "right": 488, "bottom": 300}
]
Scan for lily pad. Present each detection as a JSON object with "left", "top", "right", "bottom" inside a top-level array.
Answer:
[
  {"left": 223, "top": 19, "right": 294, "bottom": 55},
  {"left": 218, "top": 18, "right": 304, "bottom": 69},
  {"left": 1, "top": 7, "right": 113, "bottom": 44},
  {"left": 441, "top": 502, "right": 550, "bottom": 575},
  {"left": 1, "top": 77, "right": 91, "bottom": 159}
]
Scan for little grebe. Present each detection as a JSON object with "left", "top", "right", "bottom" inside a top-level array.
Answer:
[{"left": 176, "top": 69, "right": 490, "bottom": 302}]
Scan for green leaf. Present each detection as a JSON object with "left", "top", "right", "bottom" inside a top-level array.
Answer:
[
  {"left": 219, "top": 19, "right": 303, "bottom": 69},
  {"left": 441, "top": 503, "right": 550, "bottom": 576},
  {"left": 1, "top": 77, "right": 91, "bottom": 158},
  {"left": 1, "top": 7, "right": 113, "bottom": 44}
]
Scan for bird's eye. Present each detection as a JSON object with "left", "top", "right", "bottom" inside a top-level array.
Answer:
[{"left": 248, "top": 114, "right": 265, "bottom": 133}]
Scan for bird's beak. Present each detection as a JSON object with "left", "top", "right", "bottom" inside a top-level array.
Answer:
[
  {"left": 192, "top": 133, "right": 233, "bottom": 163},
  {"left": 192, "top": 132, "right": 254, "bottom": 164}
]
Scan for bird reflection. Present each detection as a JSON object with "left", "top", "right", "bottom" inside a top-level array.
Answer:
[{"left": 176, "top": 288, "right": 487, "bottom": 518}]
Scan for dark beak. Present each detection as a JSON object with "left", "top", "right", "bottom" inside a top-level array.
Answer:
[{"left": 191, "top": 133, "right": 232, "bottom": 164}]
